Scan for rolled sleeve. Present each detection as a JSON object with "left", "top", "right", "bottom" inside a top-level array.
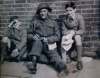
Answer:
[{"left": 75, "top": 15, "right": 85, "bottom": 35}]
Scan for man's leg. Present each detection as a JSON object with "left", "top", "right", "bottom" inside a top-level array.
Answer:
[
  {"left": 43, "top": 44, "right": 69, "bottom": 77},
  {"left": 74, "top": 35, "right": 83, "bottom": 70},
  {"left": 0, "top": 42, "right": 8, "bottom": 63},
  {"left": 28, "top": 40, "right": 43, "bottom": 74},
  {"left": 1, "top": 38, "right": 12, "bottom": 62}
]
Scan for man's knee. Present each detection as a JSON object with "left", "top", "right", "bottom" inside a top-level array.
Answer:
[
  {"left": 2, "top": 37, "right": 9, "bottom": 43},
  {"left": 74, "top": 35, "right": 82, "bottom": 46},
  {"left": 2, "top": 37, "right": 11, "bottom": 48},
  {"left": 29, "top": 40, "right": 43, "bottom": 57}
]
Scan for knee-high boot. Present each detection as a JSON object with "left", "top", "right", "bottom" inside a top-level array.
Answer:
[
  {"left": 28, "top": 56, "right": 37, "bottom": 74},
  {"left": 31, "top": 56, "right": 37, "bottom": 74}
]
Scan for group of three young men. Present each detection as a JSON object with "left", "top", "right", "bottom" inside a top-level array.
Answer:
[{"left": 2, "top": 2, "right": 85, "bottom": 78}]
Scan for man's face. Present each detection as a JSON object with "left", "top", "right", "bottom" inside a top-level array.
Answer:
[
  {"left": 65, "top": 7, "right": 76, "bottom": 17},
  {"left": 13, "top": 19, "right": 21, "bottom": 28},
  {"left": 39, "top": 9, "right": 49, "bottom": 19}
]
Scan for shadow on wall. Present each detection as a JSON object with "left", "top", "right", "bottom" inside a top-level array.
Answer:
[
  {"left": 95, "top": 22, "right": 100, "bottom": 59},
  {"left": 0, "top": 16, "right": 2, "bottom": 36},
  {"left": 95, "top": 3, "right": 100, "bottom": 59}
]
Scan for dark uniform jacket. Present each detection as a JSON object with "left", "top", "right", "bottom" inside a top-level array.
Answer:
[{"left": 28, "top": 16, "right": 60, "bottom": 44}]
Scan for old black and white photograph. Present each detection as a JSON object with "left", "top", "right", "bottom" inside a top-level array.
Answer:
[{"left": 0, "top": 0, "right": 100, "bottom": 78}]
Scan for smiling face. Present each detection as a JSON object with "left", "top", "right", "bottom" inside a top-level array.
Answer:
[
  {"left": 65, "top": 7, "right": 76, "bottom": 17},
  {"left": 39, "top": 8, "right": 49, "bottom": 19}
]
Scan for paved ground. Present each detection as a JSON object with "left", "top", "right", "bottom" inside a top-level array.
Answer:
[{"left": 0, "top": 59, "right": 100, "bottom": 78}]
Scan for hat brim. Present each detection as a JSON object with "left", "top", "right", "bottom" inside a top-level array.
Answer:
[{"left": 36, "top": 7, "right": 52, "bottom": 14}]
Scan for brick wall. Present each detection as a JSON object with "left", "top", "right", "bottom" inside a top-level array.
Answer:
[{"left": 0, "top": 0, "right": 100, "bottom": 56}]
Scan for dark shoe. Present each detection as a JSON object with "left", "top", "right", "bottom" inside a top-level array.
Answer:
[
  {"left": 26, "top": 62, "right": 37, "bottom": 74},
  {"left": 0, "top": 56, "right": 5, "bottom": 64},
  {"left": 76, "top": 61, "right": 83, "bottom": 70},
  {"left": 28, "top": 56, "right": 37, "bottom": 74},
  {"left": 16, "top": 56, "right": 21, "bottom": 62},
  {"left": 28, "top": 66, "right": 37, "bottom": 74},
  {"left": 57, "top": 70, "right": 69, "bottom": 78},
  {"left": 57, "top": 67, "right": 69, "bottom": 78},
  {"left": 6, "top": 56, "right": 18, "bottom": 62}
]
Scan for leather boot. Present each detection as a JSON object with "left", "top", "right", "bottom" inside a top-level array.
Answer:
[
  {"left": 31, "top": 56, "right": 37, "bottom": 74},
  {"left": 28, "top": 56, "right": 37, "bottom": 74},
  {"left": 76, "top": 46, "right": 83, "bottom": 70},
  {"left": 57, "top": 65, "right": 69, "bottom": 78},
  {"left": 76, "top": 61, "right": 83, "bottom": 70}
]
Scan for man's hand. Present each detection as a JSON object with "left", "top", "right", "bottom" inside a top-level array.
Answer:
[
  {"left": 41, "top": 37, "right": 48, "bottom": 43},
  {"left": 33, "top": 34, "right": 40, "bottom": 40},
  {"left": 11, "top": 48, "right": 19, "bottom": 57},
  {"left": 70, "top": 30, "right": 75, "bottom": 35},
  {"left": 8, "top": 21, "right": 16, "bottom": 27},
  {"left": 63, "top": 30, "right": 75, "bottom": 40}
]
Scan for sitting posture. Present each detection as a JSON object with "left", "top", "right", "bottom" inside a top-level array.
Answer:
[
  {"left": 59, "top": 2, "right": 85, "bottom": 70},
  {"left": 27, "top": 3, "right": 69, "bottom": 77},
  {"left": 1, "top": 16, "right": 27, "bottom": 61}
]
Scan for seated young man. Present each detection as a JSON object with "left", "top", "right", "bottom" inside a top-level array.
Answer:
[
  {"left": 58, "top": 2, "right": 85, "bottom": 70},
  {"left": 1, "top": 16, "right": 27, "bottom": 61}
]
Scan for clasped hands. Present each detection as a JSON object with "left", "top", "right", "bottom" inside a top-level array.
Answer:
[{"left": 33, "top": 34, "right": 48, "bottom": 43}]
